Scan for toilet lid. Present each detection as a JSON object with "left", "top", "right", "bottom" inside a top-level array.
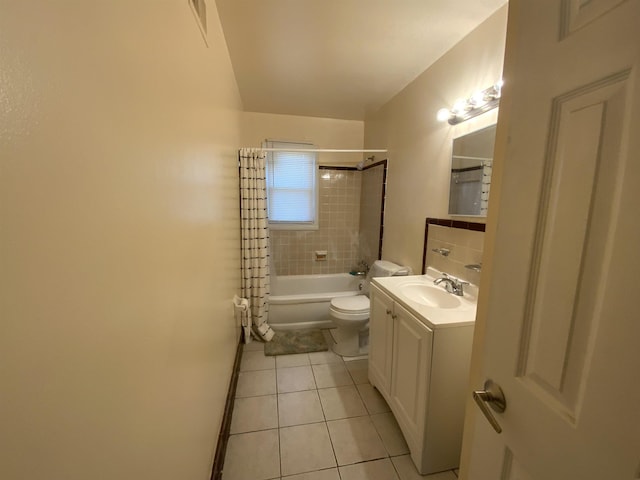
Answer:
[{"left": 330, "top": 295, "right": 370, "bottom": 314}]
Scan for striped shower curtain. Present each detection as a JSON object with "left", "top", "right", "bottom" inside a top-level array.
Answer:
[{"left": 239, "top": 148, "right": 274, "bottom": 342}]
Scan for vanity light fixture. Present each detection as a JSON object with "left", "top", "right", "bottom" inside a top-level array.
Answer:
[{"left": 437, "top": 80, "right": 503, "bottom": 125}]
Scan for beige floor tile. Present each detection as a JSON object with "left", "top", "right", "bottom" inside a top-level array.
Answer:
[
  {"left": 277, "top": 365, "right": 317, "bottom": 393},
  {"left": 312, "top": 363, "right": 354, "bottom": 389},
  {"left": 391, "top": 455, "right": 458, "bottom": 480},
  {"left": 356, "top": 383, "right": 391, "bottom": 414},
  {"left": 326, "top": 416, "right": 388, "bottom": 466},
  {"left": 339, "top": 458, "right": 400, "bottom": 480},
  {"left": 236, "top": 369, "right": 277, "bottom": 398},
  {"left": 345, "top": 359, "right": 369, "bottom": 384},
  {"left": 426, "top": 470, "right": 458, "bottom": 479},
  {"left": 318, "top": 385, "right": 368, "bottom": 420},
  {"left": 278, "top": 390, "right": 325, "bottom": 427},
  {"left": 280, "top": 423, "right": 337, "bottom": 476},
  {"left": 370, "top": 412, "right": 409, "bottom": 456},
  {"left": 223, "top": 429, "right": 280, "bottom": 480},
  {"left": 309, "top": 350, "right": 344, "bottom": 365},
  {"left": 282, "top": 468, "right": 340, "bottom": 479},
  {"left": 241, "top": 350, "right": 276, "bottom": 371},
  {"left": 230, "top": 394, "right": 278, "bottom": 434},
  {"left": 243, "top": 340, "right": 265, "bottom": 352},
  {"left": 276, "top": 353, "right": 311, "bottom": 369}
]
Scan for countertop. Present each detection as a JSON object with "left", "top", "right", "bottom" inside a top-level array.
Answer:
[{"left": 371, "top": 267, "right": 478, "bottom": 329}]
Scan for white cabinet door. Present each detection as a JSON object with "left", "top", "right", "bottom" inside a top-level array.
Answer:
[
  {"left": 368, "top": 284, "right": 394, "bottom": 396},
  {"left": 390, "top": 301, "right": 433, "bottom": 455}
]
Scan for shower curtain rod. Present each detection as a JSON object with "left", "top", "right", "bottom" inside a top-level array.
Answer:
[{"left": 250, "top": 148, "right": 387, "bottom": 153}]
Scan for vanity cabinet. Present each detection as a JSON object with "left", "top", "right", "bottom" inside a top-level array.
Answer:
[{"left": 368, "top": 282, "right": 474, "bottom": 475}]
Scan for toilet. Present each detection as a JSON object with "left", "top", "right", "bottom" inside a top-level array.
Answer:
[{"left": 330, "top": 260, "right": 410, "bottom": 357}]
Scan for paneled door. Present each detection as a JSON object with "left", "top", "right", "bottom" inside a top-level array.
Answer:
[
  {"left": 463, "top": 0, "right": 640, "bottom": 479},
  {"left": 368, "top": 284, "right": 394, "bottom": 396},
  {"left": 389, "top": 302, "right": 432, "bottom": 455}
]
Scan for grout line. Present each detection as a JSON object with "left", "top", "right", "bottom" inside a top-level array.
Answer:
[
  {"left": 324, "top": 413, "right": 341, "bottom": 476},
  {"left": 310, "top": 359, "right": 341, "bottom": 478},
  {"left": 272, "top": 351, "right": 282, "bottom": 477},
  {"left": 275, "top": 360, "right": 283, "bottom": 479},
  {"left": 317, "top": 386, "right": 329, "bottom": 424},
  {"left": 389, "top": 455, "right": 403, "bottom": 479},
  {"left": 367, "top": 413, "right": 391, "bottom": 460}
]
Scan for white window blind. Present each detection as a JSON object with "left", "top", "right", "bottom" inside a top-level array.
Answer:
[{"left": 265, "top": 141, "right": 318, "bottom": 229}]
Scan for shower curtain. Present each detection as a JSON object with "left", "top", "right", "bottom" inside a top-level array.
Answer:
[{"left": 239, "top": 148, "right": 274, "bottom": 342}]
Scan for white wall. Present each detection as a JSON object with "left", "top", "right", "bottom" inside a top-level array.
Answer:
[
  {"left": 0, "top": 3, "right": 242, "bottom": 480},
  {"left": 241, "top": 111, "right": 365, "bottom": 165},
  {"left": 364, "top": 7, "right": 508, "bottom": 273}
]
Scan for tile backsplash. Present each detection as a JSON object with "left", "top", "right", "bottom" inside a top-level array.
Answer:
[{"left": 425, "top": 224, "right": 484, "bottom": 286}]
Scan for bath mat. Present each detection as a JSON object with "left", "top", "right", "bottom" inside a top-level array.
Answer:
[{"left": 264, "top": 329, "right": 328, "bottom": 356}]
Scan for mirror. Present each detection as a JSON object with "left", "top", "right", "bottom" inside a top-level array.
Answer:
[{"left": 448, "top": 124, "right": 496, "bottom": 216}]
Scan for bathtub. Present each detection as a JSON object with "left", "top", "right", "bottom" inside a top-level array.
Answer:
[{"left": 269, "top": 273, "right": 363, "bottom": 330}]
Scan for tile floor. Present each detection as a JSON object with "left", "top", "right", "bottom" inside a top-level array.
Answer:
[{"left": 222, "top": 334, "right": 460, "bottom": 480}]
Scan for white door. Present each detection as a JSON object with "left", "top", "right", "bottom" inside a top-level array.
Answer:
[{"left": 462, "top": 0, "right": 640, "bottom": 479}]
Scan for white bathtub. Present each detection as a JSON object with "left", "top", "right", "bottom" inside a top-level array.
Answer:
[{"left": 269, "top": 273, "right": 363, "bottom": 330}]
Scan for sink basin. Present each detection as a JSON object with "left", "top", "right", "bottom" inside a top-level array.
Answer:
[{"left": 400, "top": 283, "right": 462, "bottom": 309}]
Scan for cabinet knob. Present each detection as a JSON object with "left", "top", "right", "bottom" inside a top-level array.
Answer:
[
  {"left": 386, "top": 309, "right": 392, "bottom": 315},
  {"left": 391, "top": 314, "right": 397, "bottom": 320}
]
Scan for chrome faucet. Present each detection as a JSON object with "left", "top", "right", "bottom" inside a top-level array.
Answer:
[
  {"left": 350, "top": 260, "right": 370, "bottom": 277},
  {"left": 433, "top": 273, "right": 468, "bottom": 296},
  {"left": 359, "top": 260, "right": 370, "bottom": 274}
]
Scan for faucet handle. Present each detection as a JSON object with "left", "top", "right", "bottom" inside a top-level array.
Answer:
[{"left": 454, "top": 279, "right": 469, "bottom": 296}]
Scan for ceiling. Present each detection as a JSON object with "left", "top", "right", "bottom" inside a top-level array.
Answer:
[{"left": 215, "top": 0, "right": 507, "bottom": 121}]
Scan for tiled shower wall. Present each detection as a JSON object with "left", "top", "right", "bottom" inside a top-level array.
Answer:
[
  {"left": 358, "top": 163, "right": 385, "bottom": 269},
  {"left": 271, "top": 169, "right": 362, "bottom": 275}
]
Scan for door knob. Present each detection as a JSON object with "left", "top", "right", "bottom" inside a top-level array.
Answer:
[{"left": 473, "top": 379, "right": 506, "bottom": 434}]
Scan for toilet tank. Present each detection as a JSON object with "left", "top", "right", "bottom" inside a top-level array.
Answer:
[{"left": 370, "top": 260, "right": 410, "bottom": 278}]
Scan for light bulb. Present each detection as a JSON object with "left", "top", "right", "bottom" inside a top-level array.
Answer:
[
  {"left": 436, "top": 108, "right": 451, "bottom": 122},
  {"left": 471, "top": 91, "right": 486, "bottom": 106},
  {"left": 452, "top": 99, "right": 466, "bottom": 113}
]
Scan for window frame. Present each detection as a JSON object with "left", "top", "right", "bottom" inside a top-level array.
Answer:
[{"left": 264, "top": 140, "right": 320, "bottom": 231}]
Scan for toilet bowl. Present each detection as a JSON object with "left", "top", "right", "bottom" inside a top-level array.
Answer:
[
  {"left": 329, "top": 295, "right": 370, "bottom": 357},
  {"left": 329, "top": 260, "right": 409, "bottom": 357}
]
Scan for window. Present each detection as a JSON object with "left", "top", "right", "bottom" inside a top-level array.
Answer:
[{"left": 265, "top": 141, "right": 318, "bottom": 230}]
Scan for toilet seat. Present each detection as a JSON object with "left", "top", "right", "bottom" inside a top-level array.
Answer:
[
  {"left": 330, "top": 295, "right": 370, "bottom": 314},
  {"left": 329, "top": 295, "right": 370, "bottom": 322}
]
